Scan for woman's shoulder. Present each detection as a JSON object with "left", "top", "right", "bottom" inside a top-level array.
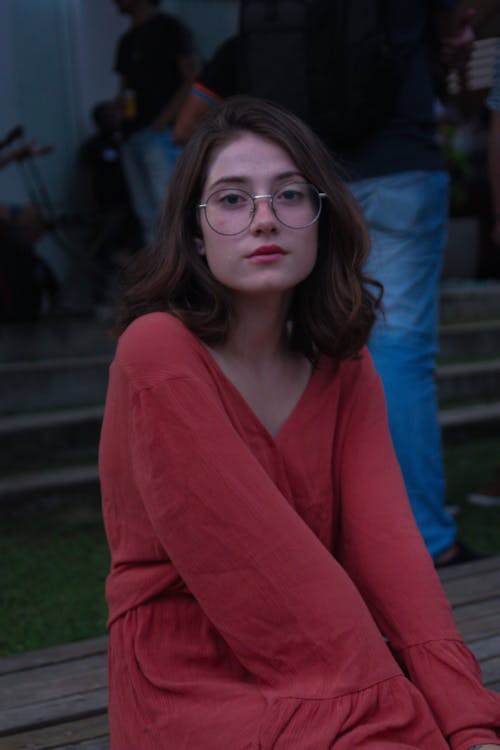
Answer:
[
  {"left": 321, "top": 346, "right": 378, "bottom": 392},
  {"left": 317, "top": 348, "right": 385, "bottom": 427},
  {"left": 114, "top": 312, "right": 207, "bottom": 389}
]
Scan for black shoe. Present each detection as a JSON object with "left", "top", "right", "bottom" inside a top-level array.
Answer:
[{"left": 434, "top": 541, "right": 488, "bottom": 568}]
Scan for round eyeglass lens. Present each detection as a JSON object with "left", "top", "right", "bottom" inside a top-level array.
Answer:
[
  {"left": 272, "top": 183, "right": 322, "bottom": 229},
  {"left": 204, "top": 188, "right": 253, "bottom": 235},
  {"left": 202, "top": 183, "right": 323, "bottom": 235}
]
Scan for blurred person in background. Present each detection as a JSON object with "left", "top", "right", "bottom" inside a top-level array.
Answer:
[
  {"left": 0, "top": 130, "right": 58, "bottom": 320},
  {"left": 112, "top": 0, "right": 196, "bottom": 242}
]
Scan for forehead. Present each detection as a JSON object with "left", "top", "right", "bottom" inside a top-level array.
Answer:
[{"left": 204, "top": 132, "right": 301, "bottom": 190}]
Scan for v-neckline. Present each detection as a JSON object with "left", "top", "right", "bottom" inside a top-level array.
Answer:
[{"left": 195, "top": 337, "right": 320, "bottom": 444}]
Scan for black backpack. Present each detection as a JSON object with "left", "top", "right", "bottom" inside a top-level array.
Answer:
[{"left": 239, "top": 0, "right": 414, "bottom": 146}]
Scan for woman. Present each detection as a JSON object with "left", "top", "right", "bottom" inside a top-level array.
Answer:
[{"left": 99, "top": 97, "right": 500, "bottom": 749}]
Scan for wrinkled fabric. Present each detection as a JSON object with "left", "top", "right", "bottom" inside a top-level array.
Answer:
[{"left": 99, "top": 313, "right": 500, "bottom": 749}]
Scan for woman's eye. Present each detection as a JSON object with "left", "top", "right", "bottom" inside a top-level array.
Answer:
[
  {"left": 219, "top": 192, "right": 248, "bottom": 208},
  {"left": 277, "top": 187, "right": 304, "bottom": 203}
]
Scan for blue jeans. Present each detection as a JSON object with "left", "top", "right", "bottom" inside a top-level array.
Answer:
[
  {"left": 121, "top": 127, "right": 181, "bottom": 242},
  {"left": 350, "top": 170, "right": 456, "bottom": 558}
]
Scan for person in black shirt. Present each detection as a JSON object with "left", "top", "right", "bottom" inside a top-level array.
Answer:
[{"left": 112, "top": 0, "right": 196, "bottom": 241}]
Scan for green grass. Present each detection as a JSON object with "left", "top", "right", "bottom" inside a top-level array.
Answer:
[
  {"left": 444, "top": 436, "right": 500, "bottom": 555},
  {"left": 0, "top": 501, "right": 109, "bottom": 657},
  {"left": 0, "top": 436, "right": 499, "bottom": 658}
]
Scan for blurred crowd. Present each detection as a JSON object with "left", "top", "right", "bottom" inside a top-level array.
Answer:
[
  {"left": 1, "top": 0, "right": 499, "bottom": 573},
  {"left": 2, "top": 0, "right": 498, "bottom": 324}
]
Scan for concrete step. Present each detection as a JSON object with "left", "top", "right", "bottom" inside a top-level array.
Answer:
[
  {"left": 439, "top": 320, "right": 500, "bottom": 362},
  {"left": 440, "top": 401, "right": 500, "bottom": 444},
  {"left": 440, "top": 282, "right": 500, "bottom": 325},
  {"left": 0, "top": 315, "right": 115, "bottom": 362},
  {"left": 0, "top": 406, "right": 103, "bottom": 472},
  {"left": 436, "top": 359, "right": 500, "bottom": 405},
  {"left": 0, "top": 355, "right": 110, "bottom": 415},
  {"left": 0, "top": 464, "right": 100, "bottom": 507}
]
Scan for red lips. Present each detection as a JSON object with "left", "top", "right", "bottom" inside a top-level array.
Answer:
[{"left": 248, "top": 245, "right": 287, "bottom": 258}]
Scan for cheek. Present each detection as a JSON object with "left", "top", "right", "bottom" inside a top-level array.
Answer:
[
  {"left": 202, "top": 239, "right": 236, "bottom": 281},
  {"left": 300, "top": 228, "right": 319, "bottom": 275}
]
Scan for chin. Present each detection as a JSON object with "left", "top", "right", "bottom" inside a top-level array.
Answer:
[{"left": 233, "top": 278, "right": 297, "bottom": 295}]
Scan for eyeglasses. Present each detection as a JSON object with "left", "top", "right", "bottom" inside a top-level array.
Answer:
[{"left": 197, "top": 182, "right": 326, "bottom": 236}]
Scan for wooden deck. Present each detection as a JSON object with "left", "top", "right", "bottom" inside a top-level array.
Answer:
[{"left": 1, "top": 556, "right": 499, "bottom": 750}]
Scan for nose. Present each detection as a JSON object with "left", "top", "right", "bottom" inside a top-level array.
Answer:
[{"left": 250, "top": 195, "right": 278, "bottom": 233}]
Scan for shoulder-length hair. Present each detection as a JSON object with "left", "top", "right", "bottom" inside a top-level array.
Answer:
[{"left": 114, "top": 95, "right": 382, "bottom": 362}]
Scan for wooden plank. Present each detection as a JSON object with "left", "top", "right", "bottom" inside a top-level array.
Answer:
[
  {"left": 0, "top": 689, "right": 107, "bottom": 738},
  {"left": 1, "top": 715, "right": 109, "bottom": 750},
  {"left": 456, "top": 612, "right": 500, "bottom": 643},
  {"left": 452, "top": 596, "right": 500, "bottom": 624},
  {"left": 438, "top": 555, "right": 500, "bottom": 583},
  {"left": 0, "top": 655, "right": 106, "bottom": 711},
  {"left": 441, "top": 567, "right": 500, "bottom": 608},
  {"left": 480, "top": 655, "right": 500, "bottom": 687},
  {"left": 467, "top": 634, "right": 500, "bottom": 662},
  {"left": 0, "top": 638, "right": 107, "bottom": 677},
  {"left": 57, "top": 740, "right": 109, "bottom": 750}
]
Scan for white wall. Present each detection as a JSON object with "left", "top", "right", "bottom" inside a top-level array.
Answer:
[
  {"left": 0, "top": 4, "right": 23, "bottom": 202},
  {"left": 0, "top": 0, "right": 238, "bottom": 288},
  {"left": 0, "top": 0, "right": 239, "bottom": 209}
]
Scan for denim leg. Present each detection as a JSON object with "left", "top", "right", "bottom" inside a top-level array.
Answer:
[
  {"left": 122, "top": 128, "right": 181, "bottom": 242},
  {"left": 141, "top": 128, "right": 181, "bottom": 214},
  {"left": 350, "top": 171, "right": 456, "bottom": 558}
]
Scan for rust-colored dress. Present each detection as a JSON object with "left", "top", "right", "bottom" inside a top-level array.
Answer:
[{"left": 99, "top": 313, "right": 500, "bottom": 749}]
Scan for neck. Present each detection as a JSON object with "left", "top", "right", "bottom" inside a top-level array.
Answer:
[{"left": 223, "top": 293, "right": 292, "bottom": 366}]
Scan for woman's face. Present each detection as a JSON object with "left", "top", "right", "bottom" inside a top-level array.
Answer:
[{"left": 197, "top": 132, "right": 318, "bottom": 301}]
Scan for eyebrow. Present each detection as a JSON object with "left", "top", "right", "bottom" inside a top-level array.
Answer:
[{"left": 206, "top": 170, "right": 304, "bottom": 192}]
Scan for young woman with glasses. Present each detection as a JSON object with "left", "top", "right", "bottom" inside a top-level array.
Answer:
[{"left": 99, "top": 97, "right": 500, "bottom": 749}]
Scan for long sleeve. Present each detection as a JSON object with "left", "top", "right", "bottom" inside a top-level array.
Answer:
[
  {"left": 128, "top": 370, "right": 397, "bottom": 697},
  {"left": 335, "top": 354, "right": 500, "bottom": 750}
]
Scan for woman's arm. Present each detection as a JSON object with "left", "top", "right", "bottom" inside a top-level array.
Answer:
[
  {"left": 335, "top": 353, "right": 500, "bottom": 750},
  {"left": 127, "top": 366, "right": 396, "bottom": 695},
  {"left": 172, "top": 85, "right": 218, "bottom": 144}
]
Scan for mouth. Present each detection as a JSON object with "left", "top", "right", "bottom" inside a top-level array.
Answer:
[{"left": 248, "top": 245, "right": 287, "bottom": 259}]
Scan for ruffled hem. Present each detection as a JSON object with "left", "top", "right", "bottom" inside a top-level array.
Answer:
[
  {"left": 398, "top": 638, "right": 500, "bottom": 750},
  {"left": 256, "top": 674, "right": 449, "bottom": 749},
  {"left": 108, "top": 612, "right": 500, "bottom": 749}
]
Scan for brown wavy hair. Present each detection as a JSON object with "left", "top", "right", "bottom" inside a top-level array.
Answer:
[{"left": 114, "top": 95, "right": 382, "bottom": 362}]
